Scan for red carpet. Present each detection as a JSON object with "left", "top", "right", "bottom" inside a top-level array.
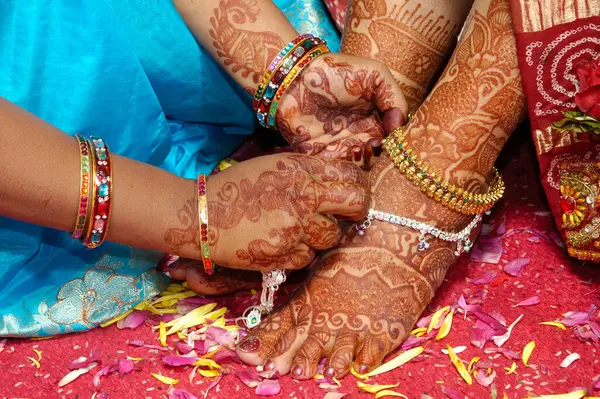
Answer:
[{"left": 2, "top": 139, "right": 600, "bottom": 399}]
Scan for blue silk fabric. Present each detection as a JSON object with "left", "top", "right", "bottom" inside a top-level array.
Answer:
[{"left": 0, "top": 0, "right": 340, "bottom": 337}]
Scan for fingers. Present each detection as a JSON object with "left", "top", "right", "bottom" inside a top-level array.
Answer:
[
  {"left": 313, "top": 181, "right": 369, "bottom": 220},
  {"left": 370, "top": 61, "right": 409, "bottom": 127},
  {"left": 301, "top": 214, "right": 342, "bottom": 250},
  {"left": 299, "top": 156, "right": 367, "bottom": 186},
  {"left": 274, "top": 243, "right": 316, "bottom": 271}
]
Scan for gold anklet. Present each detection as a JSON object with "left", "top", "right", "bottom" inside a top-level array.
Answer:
[{"left": 383, "top": 127, "right": 505, "bottom": 215}]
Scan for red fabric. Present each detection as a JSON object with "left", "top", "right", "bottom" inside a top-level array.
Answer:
[
  {"left": 2, "top": 140, "right": 600, "bottom": 398},
  {"left": 323, "top": 0, "right": 348, "bottom": 32}
]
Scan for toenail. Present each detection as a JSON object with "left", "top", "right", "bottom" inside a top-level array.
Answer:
[
  {"left": 358, "top": 364, "right": 369, "bottom": 374},
  {"left": 291, "top": 365, "right": 304, "bottom": 378},
  {"left": 264, "top": 360, "right": 275, "bottom": 370},
  {"left": 324, "top": 367, "right": 335, "bottom": 378},
  {"left": 237, "top": 336, "right": 261, "bottom": 353}
]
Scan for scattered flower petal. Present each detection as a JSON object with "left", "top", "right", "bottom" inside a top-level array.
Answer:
[
  {"left": 436, "top": 310, "right": 454, "bottom": 341},
  {"left": 118, "top": 359, "right": 134, "bottom": 375},
  {"left": 174, "top": 342, "right": 194, "bottom": 354},
  {"left": 69, "top": 354, "right": 100, "bottom": 370},
  {"left": 401, "top": 335, "right": 425, "bottom": 351},
  {"left": 472, "top": 271, "right": 497, "bottom": 285},
  {"left": 93, "top": 365, "right": 113, "bottom": 386},
  {"left": 526, "top": 390, "right": 586, "bottom": 399},
  {"left": 374, "top": 390, "right": 408, "bottom": 399},
  {"left": 560, "top": 352, "right": 580, "bottom": 368},
  {"left": 467, "top": 357, "right": 480, "bottom": 373},
  {"left": 475, "top": 370, "right": 496, "bottom": 387},
  {"left": 446, "top": 345, "right": 472, "bottom": 385},
  {"left": 323, "top": 393, "right": 346, "bottom": 399},
  {"left": 129, "top": 340, "right": 168, "bottom": 351},
  {"left": 117, "top": 311, "right": 148, "bottom": 330},
  {"left": 160, "top": 321, "right": 167, "bottom": 347},
  {"left": 428, "top": 307, "right": 450, "bottom": 333},
  {"left": 357, "top": 381, "right": 399, "bottom": 393},
  {"left": 504, "top": 362, "right": 517, "bottom": 375},
  {"left": 151, "top": 373, "right": 179, "bottom": 385},
  {"left": 441, "top": 385, "right": 464, "bottom": 399},
  {"left": 59, "top": 362, "right": 98, "bottom": 387},
  {"left": 539, "top": 321, "right": 567, "bottom": 330},
  {"left": 235, "top": 369, "right": 262, "bottom": 388},
  {"left": 493, "top": 314, "right": 523, "bottom": 347},
  {"left": 212, "top": 347, "right": 240, "bottom": 364},
  {"left": 364, "top": 346, "right": 424, "bottom": 377},
  {"left": 441, "top": 346, "right": 467, "bottom": 355},
  {"left": 206, "top": 326, "right": 234, "bottom": 346},
  {"left": 513, "top": 296, "right": 540, "bottom": 307},
  {"left": 470, "top": 327, "right": 488, "bottom": 349},
  {"left": 255, "top": 379, "right": 280, "bottom": 396},
  {"left": 485, "top": 348, "right": 520, "bottom": 360},
  {"left": 470, "top": 237, "right": 503, "bottom": 264},
  {"left": 522, "top": 341, "right": 536, "bottom": 366},
  {"left": 504, "top": 257, "right": 530, "bottom": 276},
  {"left": 168, "top": 388, "right": 198, "bottom": 399},
  {"left": 163, "top": 355, "right": 197, "bottom": 367}
]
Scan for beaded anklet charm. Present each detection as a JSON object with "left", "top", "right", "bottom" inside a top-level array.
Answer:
[
  {"left": 197, "top": 174, "right": 214, "bottom": 276},
  {"left": 72, "top": 135, "right": 92, "bottom": 240},
  {"left": 237, "top": 269, "right": 286, "bottom": 329},
  {"left": 84, "top": 137, "right": 113, "bottom": 249},
  {"left": 356, "top": 209, "right": 482, "bottom": 256}
]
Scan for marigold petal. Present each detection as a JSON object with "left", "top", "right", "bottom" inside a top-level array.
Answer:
[
  {"left": 365, "top": 346, "right": 424, "bottom": 377},
  {"left": 33, "top": 349, "right": 42, "bottom": 361},
  {"left": 198, "top": 369, "right": 221, "bottom": 378},
  {"left": 374, "top": 390, "right": 408, "bottom": 399},
  {"left": 428, "top": 306, "right": 450, "bottom": 333},
  {"left": 27, "top": 357, "right": 41, "bottom": 369},
  {"left": 446, "top": 345, "right": 472, "bottom": 385},
  {"left": 504, "top": 362, "right": 517, "bottom": 375},
  {"left": 410, "top": 327, "right": 427, "bottom": 336},
  {"left": 357, "top": 381, "right": 400, "bottom": 393},
  {"left": 193, "top": 358, "right": 220, "bottom": 369},
  {"left": 467, "top": 356, "right": 480, "bottom": 373},
  {"left": 526, "top": 389, "right": 586, "bottom": 399},
  {"left": 151, "top": 373, "right": 179, "bottom": 385},
  {"left": 522, "top": 341, "right": 536, "bottom": 366},
  {"left": 540, "top": 321, "right": 567, "bottom": 330},
  {"left": 159, "top": 321, "right": 167, "bottom": 347}
]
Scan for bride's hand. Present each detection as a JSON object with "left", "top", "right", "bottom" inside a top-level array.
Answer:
[
  {"left": 205, "top": 153, "right": 369, "bottom": 271},
  {"left": 276, "top": 53, "right": 408, "bottom": 167}
]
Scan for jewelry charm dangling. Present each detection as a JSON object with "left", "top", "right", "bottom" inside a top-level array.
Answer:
[{"left": 238, "top": 269, "right": 287, "bottom": 329}]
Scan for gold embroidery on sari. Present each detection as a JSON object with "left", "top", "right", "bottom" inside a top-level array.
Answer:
[
  {"left": 533, "top": 126, "right": 592, "bottom": 155},
  {"left": 518, "top": 0, "right": 600, "bottom": 33}
]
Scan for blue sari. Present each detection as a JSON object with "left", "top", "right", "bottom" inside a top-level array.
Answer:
[{"left": 0, "top": 0, "right": 339, "bottom": 337}]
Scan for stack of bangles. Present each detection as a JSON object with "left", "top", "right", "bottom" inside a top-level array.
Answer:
[
  {"left": 72, "top": 135, "right": 113, "bottom": 248},
  {"left": 356, "top": 126, "right": 506, "bottom": 256},
  {"left": 253, "top": 33, "right": 330, "bottom": 129}
]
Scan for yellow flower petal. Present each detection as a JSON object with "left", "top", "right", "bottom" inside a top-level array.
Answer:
[
  {"left": 526, "top": 389, "right": 586, "bottom": 399},
  {"left": 177, "top": 332, "right": 187, "bottom": 340},
  {"left": 163, "top": 303, "right": 217, "bottom": 329},
  {"left": 357, "top": 381, "right": 399, "bottom": 393},
  {"left": 365, "top": 346, "right": 424, "bottom": 377},
  {"left": 127, "top": 356, "right": 143, "bottom": 361},
  {"left": 150, "top": 291, "right": 197, "bottom": 308},
  {"left": 27, "top": 357, "right": 41, "bottom": 369},
  {"left": 250, "top": 289, "right": 257, "bottom": 295},
  {"left": 375, "top": 390, "right": 408, "bottom": 399},
  {"left": 100, "top": 309, "right": 133, "bottom": 328},
  {"left": 467, "top": 356, "right": 480, "bottom": 374},
  {"left": 151, "top": 373, "right": 179, "bottom": 385},
  {"left": 539, "top": 321, "right": 567, "bottom": 331},
  {"left": 159, "top": 321, "right": 167, "bottom": 347},
  {"left": 198, "top": 369, "right": 221, "bottom": 378},
  {"left": 504, "top": 362, "right": 517, "bottom": 375},
  {"left": 350, "top": 365, "right": 367, "bottom": 380},
  {"left": 33, "top": 349, "right": 42, "bottom": 361},
  {"left": 446, "top": 345, "right": 472, "bottom": 385},
  {"left": 164, "top": 283, "right": 186, "bottom": 293},
  {"left": 522, "top": 341, "right": 536, "bottom": 366},
  {"left": 332, "top": 377, "right": 341, "bottom": 387},
  {"left": 409, "top": 327, "right": 427, "bottom": 336},
  {"left": 436, "top": 309, "right": 454, "bottom": 341},
  {"left": 503, "top": 394, "right": 509, "bottom": 399},
  {"left": 428, "top": 306, "right": 450, "bottom": 333},
  {"left": 193, "top": 358, "right": 220, "bottom": 369}
]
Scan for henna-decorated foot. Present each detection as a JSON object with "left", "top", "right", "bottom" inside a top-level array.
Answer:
[{"left": 168, "top": 259, "right": 262, "bottom": 295}]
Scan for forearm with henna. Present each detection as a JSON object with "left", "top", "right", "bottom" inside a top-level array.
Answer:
[
  {"left": 341, "top": 0, "right": 474, "bottom": 111},
  {"left": 173, "top": 0, "right": 297, "bottom": 94}
]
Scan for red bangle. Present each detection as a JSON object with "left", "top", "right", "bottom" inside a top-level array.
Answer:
[
  {"left": 197, "top": 174, "right": 214, "bottom": 275},
  {"left": 72, "top": 135, "right": 92, "bottom": 239},
  {"left": 84, "top": 137, "right": 113, "bottom": 249}
]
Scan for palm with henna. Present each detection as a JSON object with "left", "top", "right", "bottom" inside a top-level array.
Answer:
[{"left": 236, "top": 0, "right": 527, "bottom": 379}]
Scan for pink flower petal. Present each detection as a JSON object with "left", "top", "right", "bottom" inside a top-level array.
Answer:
[
  {"left": 513, "top": 296, "right": 540, "bottom": 307},
  {"left": 69, "top": 353, "right": 100, "bottom": 370},
  {"left": 205, "top": 374, "right": 223, "bottom": 397},
  {"left": 258, "top": 369, "right": 280, "bottom": 379},
  {"left": 401, "top": 334, "right": 425, "bottom": 351},
  {"left": 470, "top": 237, "right": 503, "bottom": 264},
  {"left": 496, "top": 222, "right": 506, "bottom": 235},
  {"left": 118, "top": 359, "right": 134, "bottom": 375},
  {"left": 0, "top": 339, "right": 6, "bottom": 354},
  {"left": 484, "top": 348, "right": 520, "bottom": 360},
  {"left": 93, "top": 365, "right": 113, "bottom": 386},
  {"left": 255, "top": 379, "right": 281, "bottom": 396},
  {"left": 504, "top": 257, "right": 530, "bottom": 276},
  {"left": 162, "top": 355, "right": 197, "bottom": 366},
  {"left": 174, "top": 342, "right": 194, "bottom": 354},
  {"left": 117, "top": 311, "right": 148, "bottom": 330},
  {"left": 129, "top": 340, "right": 169, "bottom": 351},
  {"left": 562, "top": 310, "right": 592, "bottom": 327},
  {"left": 441, "top": 386, "right": 464, "bottom": 399},
  {"left": 323, "top": 394, "right": 346, "bottom": 399},
  {"left": 212, "top": 348, "right": 241, "bottom": 364},
  {"left": 473, "top": 360, "right": 493, "bottom": 369},
  {"left": 472, "top": 271, "right": 497, "bottom": 285},
  {"left": 475, "top": 370, "right": 496, "bottom": 387},
  {"left": 235, "top": 369, "right": 263, "bottom": 388},
  {"left": 416, "top": 314, "right": 433, "bottom": 328},
  {"left": 168, "top": 388, "right": 199, "bottom": 399},
  {"left": 193, "top": 340, "right": 210, "bottom": 355},
  {"left": 474, "top": 311, "right": 506, "bottom": 333},
  {"left": 480, "top": 224, "right": 494, "bottom": 236},
  {"left": 206, "top": 326, "right": 234, "bottom": 346},
  {"left": 470, "top": 327, "right": 488, "bottom": 349},
  {"left": 590, "top": 322, "right": 600, "bottom": 339},
  {"left": 488, "top": 312, "right": 507, "bottom": 327}
]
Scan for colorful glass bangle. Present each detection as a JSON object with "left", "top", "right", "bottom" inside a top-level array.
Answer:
[
  {"left": 256, "top": 37, "right": 324, "bottom": 127},
  {"left": 72, "top": 135, "right": 92, "bottom": 239},
  {"left": 253, "top": 34, "right": 314, "bottom": 112},
  {"left": 382, "top": 127, "right": 505, "bottom": 215},
  {"left": 197, "top": 174, "right": 214, "bottom": 275},
  {"left": 84, "top": 137, "right": 113, "bottom": 249},
  {"left": 267, "top": 43, "right": 330, "bottom": 128}
]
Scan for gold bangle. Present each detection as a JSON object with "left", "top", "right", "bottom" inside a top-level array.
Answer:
[{"left": 383, "top": 127, "right": 505, "bottom": 215}]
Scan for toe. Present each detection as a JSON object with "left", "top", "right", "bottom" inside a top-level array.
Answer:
[
  {"left": 290, "top": 330, "right": 334, "bottom": 380},
  {"left": 353, "top": 334, "right": 391, "bottom": 375},
  {"left": 236, "top": 306, "right": 294, "bottom": 366},
  {"left": 324, "top": 330, "right": 359, "bottom": 378}
]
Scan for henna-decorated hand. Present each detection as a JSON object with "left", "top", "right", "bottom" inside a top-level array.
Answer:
[
  {"left": 277, "top": 54, "right": 408, "bottom": 166},
  {"left": 205, "top": 153, "right": 370, "bottom": 271}
]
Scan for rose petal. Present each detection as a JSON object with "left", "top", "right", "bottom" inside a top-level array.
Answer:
[
  {"left": 193, "top": 340, "right": 210, "bottom": 355},
  {"left": 117, "top": 311, "right": 149, "bottom": 330},
  {"left": 562, "top": 310, "right": 591, "bottom": 327},
  {"left": 69, "top": 354, "right": 100, "bottom": 370},
  {"left": 129, "top": 340, "right": 169, "bottom": 351},
  {"left": 174, "top": 342, "right": 194, "bottom": 354},
  {"left": 323, "top": 393, "right": 346, "bottom": 399},
  {"left": 212, "top": 348, "right": 241, "bottom": 364},
  {"left": 513, "top": 296, "right": 540, "bottom": 307},
  {"left": 168, "top": 388, "right": 199, "bottom": 399},
  {"left": 480, "top": 224, "right": 494, "bottom": 236},
  {"left": 472, "top": 271, "right": 497, "bottom": 285},
  {"left": 475, "top": 370, "right": 496, "bottom": 387},
  {"left": 401, "top": 335, "right": 425, "bottom": 351},
  {"left": 484, "top": 348, "right": 520, "bottom": 360},
  {"left": 474, "top": 311, "right": 506, "bottom": 333},
  {"left": 255, "top": 379, "right": 281, "bottom": 396},
  {"left": 163, "top": 355, "right": 197, "bottom": 366},
  {"left": 118, "top": 359, "right": 134, "bottom": 375},
  {"left": 441, "top": 385, "right": 464, "bottom": 399},
  {"left": 504, "top": 257, "right": 530, "bottom": 276},
  {"left": 235, "top": 368, "right": 263, "bottom": 388},
  {"left": 496, "top": 223, "right": 506, "bottom": 235},
  {"left": 488, "top": 312, "right": 507, "bottom": 327},
  {"left": 93, "top": 365, "right": 113, "bottom": 386},
  {"left": 470, "top": 328, "right": 488, "bottom": 349},
  {"left": 470, "top": 237, "right": 503, "bottom": 264},
  {"left": 590, "top": 321, "right": 600, "bottom": 339},
  {"left": 493, "top": 314, "right": 524, "bottom": 347},
  {"left": 206, "top": 326, "right": 234, "bottom": 346}
]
